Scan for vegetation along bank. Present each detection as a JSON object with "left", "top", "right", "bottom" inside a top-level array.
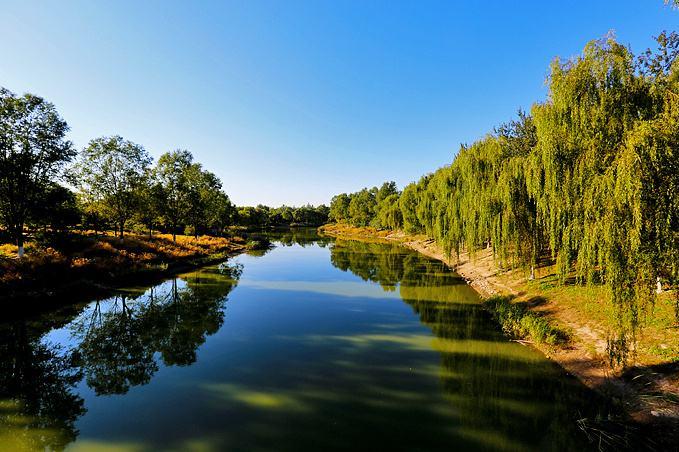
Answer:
[
  {"left": 322, "top": 31, "right": 679, "bottom": 438},
  {"left": 0, "top": 87, "right": 328, "bottom": 302}
]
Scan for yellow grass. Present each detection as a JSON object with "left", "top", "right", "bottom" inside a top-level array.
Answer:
[{"left": 0, "top": 232, "right": 246, "bottom": 292}]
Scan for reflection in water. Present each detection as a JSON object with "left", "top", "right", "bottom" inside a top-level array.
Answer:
[
  {"left": 0, "top": 232, "right": 623, "bottom": 451},
  {"left": 269, "top": 227, "right": 334, "bottom": 248},
  {"left": 72, "top": 263, "right": 242, "bottom": 395},
  {"left": 328, "top": 238, "right": 614, "bottom": 450},
  {"left": 0, "top": 322, "right": 84, "bottom": 450},
  {"left": 0, "top": 262, "right": 242, "bottom": 450}
]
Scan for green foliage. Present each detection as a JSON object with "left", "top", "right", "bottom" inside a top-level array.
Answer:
[
  {"left": 29, "top": 183, "right": 80, "bottom": 234},
  {"left": 236, "top": 204, "right": 328, "bottom": 228},
  {"left": 329, "top": 193, "right": 351, "bottom": 222},
  {"left": 0, "top": 88, "right": 75, "bottom": 253},
  {"left": 348, "top": 188, "right": 377, "bottom": 227},
  {"left": 154, "top": 150, "right": 194, "bottom": 240},
  {"left": 484, "top": 296, "right": 566, "bottom": 345},
  {"left": 373, "top": 193, "right": 402, "bottom": 230},
  {"left": 153, "top": 150, "right": 235, "bottom": 239},
  {"left": 328, "top": 181, "right": 400, "bottom": 229},
  {"left": 72, "top": 136, "right": 152, "bottom": 239},
  {"left": 328, "top": 33, "right": 679, "bottom": 365}
]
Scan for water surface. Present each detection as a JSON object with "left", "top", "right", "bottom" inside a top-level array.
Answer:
[{"left": 0, "top": 230, "right": 607, "bottom": 451}]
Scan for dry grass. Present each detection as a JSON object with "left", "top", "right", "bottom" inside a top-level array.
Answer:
[
  {"left": 0, "top": 232, "right": 246, "bottom": 295},
  {"left": 319, "top": 224, "right": 393, "bottom": 240}
]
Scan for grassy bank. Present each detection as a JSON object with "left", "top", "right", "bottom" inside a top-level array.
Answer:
[
  {"left": 319, "top": 223, "right": 679, "bottom": 442},
  {"left": 0, "top": 232, "right": 250, "bottom": 304},
  {"left": 483, "top": 295, "right": 568, "bottom": 345}
]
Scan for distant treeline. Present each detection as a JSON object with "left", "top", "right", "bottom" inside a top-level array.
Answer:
[
  {"left": 235, "top": 204, "right": 329, "bottom": 229},
  {"left": 329, "top": 33, "right": 679, "bottom": 364},
  {"left": 0, "top": 89, "right": 327, "bottom": 254}
]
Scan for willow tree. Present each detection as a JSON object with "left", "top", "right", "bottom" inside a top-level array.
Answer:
[
  {"left": 601, "top": 32, "right": 679, "bottom": 363},
  {"left": 493, "top": 112, "right": 541, "bottom": 277},
  {"left": 529, "top": 36, "right": 646, "bottom": 283},
  {"left": 400, "top": 178, "right": 428, "bottom": 234},
  {"left": 326, "top": 31, "right": 678, "bottom": 366},
  {"left": 373, "top": 193, "right": 403, "bottom": 230},
  {"left": 528, "top": 36, "right": 665, "bottom": 364}
]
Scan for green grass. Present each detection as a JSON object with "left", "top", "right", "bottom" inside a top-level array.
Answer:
[{"left": 484, "top": 296, "right": 568, "bottom": 345}]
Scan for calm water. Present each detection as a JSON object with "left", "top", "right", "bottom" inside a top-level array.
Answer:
[{"left": 0, "top": 230, "right": 612, "bottom": 451}]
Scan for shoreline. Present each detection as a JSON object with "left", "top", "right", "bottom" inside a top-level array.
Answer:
[
  {"left": 319, "top": 223, "right": 679, "bottom": 443},
  {"left": 0, "top": 234, "right": 252, "bottom": 316}
]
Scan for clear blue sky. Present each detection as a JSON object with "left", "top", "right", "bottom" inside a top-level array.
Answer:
[{"left": 1, "top": 1, "right": 676, "bottom": 206}]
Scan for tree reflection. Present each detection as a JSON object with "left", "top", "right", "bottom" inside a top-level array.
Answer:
[
  {"left": 0, "top": 261, "right": 242, "bottom": 450},
  {"left": 271, "top": 228, "right": 333, "bottom": 248},
  {"left": 0, "top": 322, "right": 85, "bottom": 451},
  {"left": 328, "top": 238, "right": 618, "bottom": 450},
  {"left": 74, "top": 262, "right": 243, "bottom": 395}
]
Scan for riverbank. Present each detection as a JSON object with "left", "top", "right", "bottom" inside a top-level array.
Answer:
[
  {"left": 0, "top": 232, "right": 251, "bottom": 310},
  {"left": 319, "top": 223, "right": 679, "bottom": 444}
]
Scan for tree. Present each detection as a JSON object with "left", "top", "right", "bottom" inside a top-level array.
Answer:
[
  {"left": 208, "top": 191, "right": 236, "bottom": 235},
  {"left": 72, "top": 136, "right": 151, "bottom": 239},
  {"left": 348, "top": 188, "right": 376, "bottom": 226},
  {"left": 155, "top": 150, "right": 193, "bottom": 241},
  {"left": 329, "top": 193, "right": 351, "bottom": 222},
  {"left": 0, "top": 88, "right": 75, "bottom": 256},
  {"left": 326, "top": 33, "right": 679, "bottom": 365},
  {"left": 373, "top": 193, "right": 402, "bottom": 230},
  {"left": 29, "top": 183, "right": 81, "bottom": 234},
  {"left": 399, "top": 181, "right": 424, "bottom": 233},
  {"left": 135, "top": 170, "right": 164, "bottom": 237},
  {"left": 376, "top": 181, "right": 398, "bottom": 204},
  {"left": 184, "top": 165, "right": 223, "bottom": 238},
  {"left": 78, "top": 194, "right": 108, "bottom": 237}
]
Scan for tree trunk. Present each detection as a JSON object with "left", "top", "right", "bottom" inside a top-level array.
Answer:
[
  {"left": 120, "top": 221, "right": 125, "bottom": 240},
  {"left": 529, "top": 265, "right": 535, "bottom": 281},
  {"left": 16, "top": 225, "right": 24, "bottom": 258}
]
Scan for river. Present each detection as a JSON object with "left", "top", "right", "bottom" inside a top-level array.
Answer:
[{"left": 0, "top": 229, "right": 615, "bottom": 451}]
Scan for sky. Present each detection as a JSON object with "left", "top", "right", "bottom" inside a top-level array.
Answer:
[{"left": 1, "top": 1, "right": 677, "bottom": 206}]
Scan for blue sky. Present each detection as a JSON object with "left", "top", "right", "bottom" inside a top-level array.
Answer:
[{"left": 1, "top": 1, "right": 676, "bottom": 206}]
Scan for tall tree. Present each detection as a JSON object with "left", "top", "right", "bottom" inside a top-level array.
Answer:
[
  {"left": 329, "top": 193, "right": 351, "bottom": 223},
  {"left": 0, "top": 88, "right": 74, "bottom": 256},
  {"left": 135, "top": 169, "right": 164, "bottom": 237},
  {"left": 155, "top": 150, "right": 193, "bottom": 241},
  {"left": 184, "top": 164, "right": 222, "bottom": 238},
  {"left": 73, "top": 136, "right": 151, "bottom": 239}
]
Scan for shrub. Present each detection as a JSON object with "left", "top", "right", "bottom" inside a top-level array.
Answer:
[{"left": 484, "top": 296, "right": 566, "bottom": 345}]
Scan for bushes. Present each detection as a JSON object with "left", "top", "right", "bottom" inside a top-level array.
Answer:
[{"left": 484, "top": 296, "right": 567, "bottom": 345}]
